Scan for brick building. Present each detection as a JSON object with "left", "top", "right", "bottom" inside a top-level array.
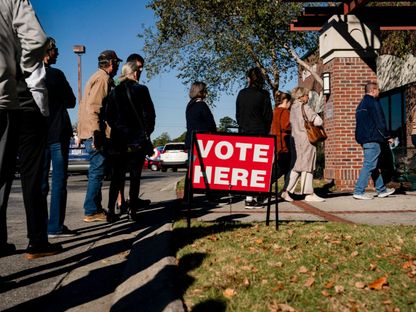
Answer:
[{"left": 297, "top": 15, "right": 416, "bottom": 191}]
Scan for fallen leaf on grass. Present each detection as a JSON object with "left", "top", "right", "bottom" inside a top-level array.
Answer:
[
  {"left": 351, "top": 251, "right": 359, "bottom": 257},
  {"left": 272, "top": 282, "right": 284, "bottom": 291},
  {"left": 243, "top": 277, "right": 250, "bottom": 286},
  {"left": 321, "top": 290, "right": 331, "bottom": 297},
  {"left": 324, "top": 281, "right": 334, "bottom": 289},
  {"left": 334, "top": 285, "right": 344, "bottom": 294},
  {"left": 255, "top": 238, "right": 264, "bottom": 244},
  {"left": 354, "top": 281, "right": 366, "bottom": 289},
  {"left": 298, "top": 266, "right": 308, "bottom": 273},
  {"left": 223, "top": 288, "right": 236, "bottom": 298},
  {"left": 368, "top": 276, "right": 388, "bottom": 290},
  {"left": 290, "top": 275, "right": 298, "bottom": 283},
  {"left": 304, "top": 277, "right": 315, "bottom": 287},
  {"left": 287, "top": 229, "right": 294, "bottom": 237},
  {"left": 369, "top": 263, "right": 377, "bottom": 271},
  {"left": 278, "top": 303, "right": 296, "bottom": 312},
  {"left": 402, "top": 260, "right": 414, "bottom": 269},
  {"left": 208, "top": 235, "right": 218, "bottom": 241}
]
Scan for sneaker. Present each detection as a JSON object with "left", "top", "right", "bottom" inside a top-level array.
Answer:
[
  {"left": 377, "top": 188, "right": 395, "bottom": 198},
  {"left": 353, "top": 193, "right": 373, "bottom": 200},
  {"left": 305, "top": 193, "right": 325, "bottom": 202},
  {"left": 0, "top": 243, "right": 16, "bottom": 257},
  {"left": 83, "top": 212, "right": 107, "bottom": 222},
  {"left": 48, "top": 226, "right": 77, "bottom": 239},
  {"left": 25, "top": 242, "right": 62, "bottom": 260},
  {"left": 245, "top": 198, "right": 258, "bottom": 209},
  {"left": 281, "top": 191, "right": 293, "bottom": 202}
]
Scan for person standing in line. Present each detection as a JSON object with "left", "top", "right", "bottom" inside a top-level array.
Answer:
[
  {"left": 270, "top": 91, "right": 292, "bottom": 201},
  {"left": 77, "top": 50, "right": 121, "bottom": 222},
  {"left": 112, "top": 53, "right": 155, "bottom": 213},
  {"left": 281, "top": 87, "right": 325, "bottom": 202},
  {"left": 353, "top": 82, "right": 395, "bottom": 200},
  {"left": 184, "top": 81, "right": 217, "bottom": 202},
  {"left": 105, "top": 61, "right": 156, "bottom": 221},
  {"left": 0, "top": 0, "right": 62, "bottom": 259},
  {"left": 236, "top": 67, "right": 273, "bottom": 208},
  {"left": 41, "top": 37, "right": 77, "bottom": 238}
]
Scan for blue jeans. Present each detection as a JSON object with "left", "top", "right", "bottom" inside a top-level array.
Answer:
[
  {"left": 42, "top": 141, "right": 69, "bottom": 234},
  {"left": 354, "top": 142, "right": 386, "bottom": 195},
  {"left": 83, "top": 139, "right": 106, "bottom": 216}
]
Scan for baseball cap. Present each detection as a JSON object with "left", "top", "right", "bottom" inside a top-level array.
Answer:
[{"left": 98, "top": 50, "right": 122, "bottom": 63}]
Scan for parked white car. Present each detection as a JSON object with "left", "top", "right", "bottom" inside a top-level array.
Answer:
[{"left": 160, "top": 142, "right": 188, "bottom": 172}]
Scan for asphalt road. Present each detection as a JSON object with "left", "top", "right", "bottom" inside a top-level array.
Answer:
[{"left": 0, "top": 169, "right": 184, "bottom": 311}]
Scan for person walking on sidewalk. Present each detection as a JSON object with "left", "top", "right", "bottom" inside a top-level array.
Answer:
[
  {"left": 236, "top": 67, "right": 273, "bottom": 208},
  {"left": 41, "top": 37, "right": 77, "bottom": 238},
  {"left": 0, "top": 0, "right": 62, "bottom": 259},
  {"left": 77, "top": 50, "right": 121, "bottom": 222},
  {"left": 353, "top": 82, "right": 395, "bottom": 200}
]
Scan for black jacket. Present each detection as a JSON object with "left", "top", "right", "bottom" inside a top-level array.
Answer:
[
  {"left": 355, "top": 94, "right": 389, "bottom": 144},
  {"left": 185, "top": 99, "right": 216, "bottom": 148},
  {"left": 236, "top": 86, "right": 272, "bottom": 135},
  {"left": 45, "top": 66, "right": 76, "bottom": 144},
  {"left": 105, "top": 80, "right": 156, "bottom": 151}
]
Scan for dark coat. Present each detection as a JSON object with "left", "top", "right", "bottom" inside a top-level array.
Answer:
[
  {"left": 185, "top": 99, "right": 216, "bottom": 148},
  {"left": 45, "top": 67, "right": 76, "bottom": 144},
  {"left": 105, "top": 80, "right": 156, "bottom": 151},
  {"left": 236, "top": 86, "right": 272, "bottom": 135},
  {"left": 355, "top": 94, "right": 389, "bottom": 144}
]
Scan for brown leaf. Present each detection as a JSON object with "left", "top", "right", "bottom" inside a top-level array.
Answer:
[
  {"left": 351, "top": 251, "right": 359, "bottom": 257},
  {"left": 324, "top": 281, "right": 334, "bottom": 289},
  {"left": 255, "top": 238, "right": 264, "bottom": 244},
  {"left": 321, "top": 290, "right": 331, "bottom": 297},
  {"left": 334, "top": 285, "right": 344, "bottom": 294},
  {"left": 304, "top": 277, "right": 315, "bottom": 287},
  {"left": 402, "top": 260, "right": 413, "bottom": 269},
  {"left": 355, "top": 281, "right": 366, "bottom": 289},
  {"left": 243, "top": 278, "right": 250, "bottom": 286},
  {"left": 368, "top": 276, "right": 388, "bottom": 290},
  {"left": 208, "top": 235, "right": 218, "bottom": 241},
  {"left": 287, "top": 229, "right": 294, "bottom": 236},
  {"left": 290, "top": 275, "right": 298, "bottom": 283},
  {"left": 298, "top": 266, "right": 308, "bottom": 274},
  {"left": 278, "top": 303, "right": 296, "bottom": 312},
  {"left": 223, "top": 288, "right": 236, "bottom": 298},
  {"left": 272, "top": 282, "right": 284, "bottom": 292},
  {"left": 369, "top": 263, "right": 377, "bottom": 271}
]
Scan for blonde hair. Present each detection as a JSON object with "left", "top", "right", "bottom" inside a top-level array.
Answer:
[
  {"left": 291, "top": 86, "right": 309, "bottom": 100},
  {"left": 119, "top": 61, "right": 139, "bottom": 82}
]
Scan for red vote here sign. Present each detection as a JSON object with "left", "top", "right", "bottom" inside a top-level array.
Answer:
[{"left": 191, "top": 133, "right": 275, "bottom": 192}]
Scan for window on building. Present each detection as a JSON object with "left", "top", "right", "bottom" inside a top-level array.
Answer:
[{"left": 379, "top": 88, "right": 406, "bottom": 147}]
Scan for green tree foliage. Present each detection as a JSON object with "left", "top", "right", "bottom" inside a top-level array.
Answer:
[
  {"left": 173, "top": 131, "right": 187, "bottom": 142},
  {"left": 142, "top": 0, "right": 317, "bottom": 103},
  {"left": 218, "top": 116, "right": 238, "bottom": 132},
  {"left": 152, "top": 132, "right": 171, "bottom": 147}
]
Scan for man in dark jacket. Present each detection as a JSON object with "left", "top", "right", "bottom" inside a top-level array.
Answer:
[
  {"left": 236, "top": 67, "right": 272, "bottom": 208},
  {"left": 353, "top": 82, "right": 395, "bottom": 200},
  {"left": 42, "top": 38, "right": 76, "bottom": 238}
]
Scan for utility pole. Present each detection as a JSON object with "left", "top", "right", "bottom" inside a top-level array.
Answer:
[{"left": 73, "top": 45, "right": 86, "bottom": 104}]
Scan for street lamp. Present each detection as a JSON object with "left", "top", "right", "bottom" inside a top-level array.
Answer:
[{"left": 73, "top": 45, "right": 86, "bottom": 104}]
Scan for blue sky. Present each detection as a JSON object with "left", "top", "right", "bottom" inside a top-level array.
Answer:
[{"left": 31, "top": 0, "right": 295, "bottom": 140}]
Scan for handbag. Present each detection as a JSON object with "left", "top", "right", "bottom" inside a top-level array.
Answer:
[
  {"left": 124, "top": 84, "right": 154, "bottom": 156},
  {"left": 301, "top": 104, "right": 327, "bottom": 145}
]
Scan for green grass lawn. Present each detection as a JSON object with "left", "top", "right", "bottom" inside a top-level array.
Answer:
[{"left": 173, "top": 221, "right": 416, "bottom": 311}]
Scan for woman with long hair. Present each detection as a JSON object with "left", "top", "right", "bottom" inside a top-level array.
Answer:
[{"left": 281, "top": 87, "right": 325, "bottom": 202}]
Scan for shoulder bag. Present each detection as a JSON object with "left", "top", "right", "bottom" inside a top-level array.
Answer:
[
  {"left": 301, "top": 104, "right": 327, "bottom": 145},
  {"left": 124, "top": 84, "right": 154, "bottom": 156}
]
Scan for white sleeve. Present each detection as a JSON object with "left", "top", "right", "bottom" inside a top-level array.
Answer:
[{"left": 25, "top": 62, "right": 49, "bottom": 116}]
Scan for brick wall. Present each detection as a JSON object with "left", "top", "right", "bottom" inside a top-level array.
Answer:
[{"left": 323, "top": 57, "right": 377, "bottom": 191}]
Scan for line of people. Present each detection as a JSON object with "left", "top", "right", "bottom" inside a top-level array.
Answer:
[{"left": 0, "top": 1, "right": 156, "bottom": 259}]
